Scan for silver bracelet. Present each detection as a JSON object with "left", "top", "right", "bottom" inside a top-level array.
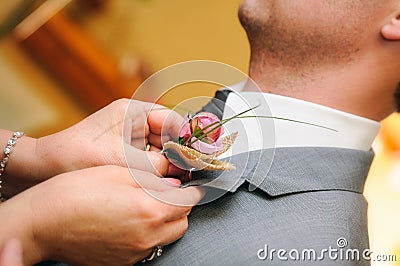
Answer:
[{"left": 0, "top": 132, "right": 25, "bottom": 202}]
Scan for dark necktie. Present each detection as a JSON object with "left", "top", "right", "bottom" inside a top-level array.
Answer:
[{"left": 198, "top": 90, "right": 232, "bottom": 119}]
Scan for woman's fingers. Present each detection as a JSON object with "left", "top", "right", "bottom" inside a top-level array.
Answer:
[
  {"left": 149, "top": 146, "right": 161, "bottom": 153},
  {"left": 140, "top": 216, "right": 189, "bottom": 263},
  {"left": 123, "top": 142, "right": 186, "bottom": 177},
  {"left": 149, "top": 186, "right": 205, "bottom": 209},
  {"left": 0, "top": 239, "right": 23, "bottom": 266},
  {"left": 158, "top": 216, "right": 189, "bottom": 246},
  {"left": 124, "top": 144, "right": 170, "bottom": 176},
  {"left": 127, "top": 101, "right": 184, "bottom": 138},
  {"left": 148, "top": 106, "right": 184, "bottom": 138},
  {"left": 129, "top": 169, "right": 181, "bottom": 191},
  {"left": 147, "top": 133, "right": 165, "bottom": 149}
]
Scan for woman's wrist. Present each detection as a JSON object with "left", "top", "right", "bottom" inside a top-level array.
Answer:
[
  {"left": 35, "top": 130, "right": 79, "bottom": 179},
  {"left": 0, "top": 130, "right": 46, "bottom": 197}
]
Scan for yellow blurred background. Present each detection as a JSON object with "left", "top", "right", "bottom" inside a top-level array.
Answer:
[{"left": 0, "top": 1, "right": 399, "bottom": 265}]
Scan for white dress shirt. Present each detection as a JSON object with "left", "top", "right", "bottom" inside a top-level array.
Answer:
[{"left": 218, "top": 84, "right": 380, "bottom": 158}]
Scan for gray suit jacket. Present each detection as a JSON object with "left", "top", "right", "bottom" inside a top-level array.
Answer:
[
  {"left": 145, "top": 91, "right": 374, "bottom": 265},
  {"left": 147, "top": 147, "right": 373, "bottom": 265}
]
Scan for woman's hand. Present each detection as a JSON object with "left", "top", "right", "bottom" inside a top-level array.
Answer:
[
  {"left": 3, "top": 99, "right": 185, "bottom": 197},
  {"left": 0, "top": 165, "right": 203, "bottom": 265},
  {"left": 38, "top": 99, "right": 184, "bottom": 177}
]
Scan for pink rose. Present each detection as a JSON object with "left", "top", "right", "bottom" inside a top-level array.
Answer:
[
  {"left": 190, "top": 137, "right": 223, "bottom": 154},
  {"left": 178, "top": 112, "right": 224, "bottom": 154},
  {"left": 189, "top": 112, "right": 224, "bottom": 142},
  {"left": 178, "top": 122, "right": 192, "bottom": 140}
]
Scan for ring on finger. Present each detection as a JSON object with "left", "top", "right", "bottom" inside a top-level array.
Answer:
[{"left": 141, "top": 245, "right": 163, "bottom": 263}]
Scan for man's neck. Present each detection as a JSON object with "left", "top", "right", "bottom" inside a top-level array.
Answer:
[{"left": 244, "top": 52, "right": 397, "bottom": 121}]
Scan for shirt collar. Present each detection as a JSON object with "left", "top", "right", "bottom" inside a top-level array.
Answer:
[{"left": 220, "top": 86, "right": 380, "bottom": 154}]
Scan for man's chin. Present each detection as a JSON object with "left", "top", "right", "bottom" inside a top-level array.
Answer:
[
  {"left": 239, "top": 0, "right": 258, "bottom": 8},
  {"left": 238, "top": 1, "right": 253, "bottom": 28},
  {"left": 238, "top": 0, "right": 270, "bottom": 29}
]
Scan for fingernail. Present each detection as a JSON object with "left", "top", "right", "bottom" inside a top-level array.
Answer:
[{"left": 163, "top": 178, "right": 181, "bottom": 187}]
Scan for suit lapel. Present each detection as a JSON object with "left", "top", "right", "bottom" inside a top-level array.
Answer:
[
  {"left": 185, "top": 147, "right": 374, "bottom": 196},
  {"left": 250, "top": 147, "right": 374, "bottom": 196}
]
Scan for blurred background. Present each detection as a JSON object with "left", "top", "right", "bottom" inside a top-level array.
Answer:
[{"left": 0, "top": 0, "right": 398, "bottom": 264}]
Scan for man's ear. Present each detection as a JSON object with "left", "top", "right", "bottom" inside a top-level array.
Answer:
[{"left": 381, "top": 14, "right": 400, "bottom": 40}]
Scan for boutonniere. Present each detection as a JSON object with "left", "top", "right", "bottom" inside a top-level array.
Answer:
[
  {"left": 163, "top": 111, "right": 238, "bottom": 171},
  {"left": 162, "top": 106, "right": 336, "bottom": 173}
]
